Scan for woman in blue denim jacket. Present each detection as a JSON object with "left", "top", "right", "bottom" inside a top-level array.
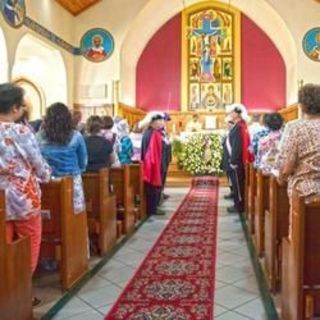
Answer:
[{"left": 37, "top": 103, "right": 88, "bottom": 213}]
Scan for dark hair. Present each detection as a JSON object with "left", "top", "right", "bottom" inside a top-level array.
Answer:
[
  {"left": 262, "top": 113, "right": 271, "bottom": 126},
  {"left": 86, "top": 115, "right": 103, "bottom": 135},
  {"left": 132, "top": 122, "right": 143, "bottom": 133},
  {"left": 72, "top": 110, "right": 82, "bottom": 128},
  {"left": 43, "top": 102, "right": 73, "bottom": 145},
  {"left": 265, "top": 112, "right": 284, "bottom": 131},
  {"left": 251, "top": 114, "right": 261, "bottom": 122},
  {"left": 151, "top": 114, "right": 164, "bottom": 121},
  {"left": 0, "top": 83, "right": 24, "bottom": 114},
  {"left": 298, "top": 84, "right": 320, "bottom": 115},
  {"left": 102, "top": 115, "right": 114, "bottom": 129}
]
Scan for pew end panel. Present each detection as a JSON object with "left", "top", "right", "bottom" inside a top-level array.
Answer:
[
  {"left": 244, "top": 163, "right": 250, "bottom": 219},
  {"left": 247, "top": 164, "right": 257, "bottom": 234},
  {"left": 264, "top": 176, "right": 290, "bottom": 292},
  {"left": 0, "top": 190, "right": 33, "bottom": 320},
  {"left": 110, "top": 166, "right": 135, "bottom": 235},
  {"left": 41, "top": 177, "right": 89, "bottom": 290},
  {"left": 128, "top": 163, "right": 146, "bottom": 221},
  {"left": 83, "top": 169, "right": 117, "bottom": 256},
  {"left": 254, "top": 171, "right": 270, "bottom": 257},
  {"left": 281, "top": 191, "right": 320, "bottom": 320}
]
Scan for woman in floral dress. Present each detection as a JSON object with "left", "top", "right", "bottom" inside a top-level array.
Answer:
[
  {"left": 278, "top": 84, "right": 320, "bottom": 236},
  {"left": 0, "top": 83, "right": 51, "bottom": 275}
]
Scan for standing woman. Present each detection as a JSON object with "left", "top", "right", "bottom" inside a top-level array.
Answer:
[
  {"left": 141, "top": 113, "right": 165, "bottom": 216},
  {"left": 37, "top": 103, "right": 88, "bottom": 214},
  {"left": 0, "top": 84, "right": 51, "bottom": 277},
  {"left": 278, "top": 84, "right": 320, "bottom": 205}
]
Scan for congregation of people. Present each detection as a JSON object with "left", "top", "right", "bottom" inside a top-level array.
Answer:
[
  {"left": 222, "top": 84, "right": 320, "bottom": 218},
  {"left": 0, "top": 82, "right": 172, "bottom": 306},
  {"left": 1, "top": 80, "right": 320, "bottom": 314}
]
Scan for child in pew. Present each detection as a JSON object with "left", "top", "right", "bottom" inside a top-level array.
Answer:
[
  {"left": 130, "top": 122, "right": 143, "bottom": 162},
  {"left": 84, "top": 115, "right": 115, "bottom": 172},
  {"left": 117, "top": 119, "right": 134, "bottom": 165},
  {"left": 37, "top": 103, "right": 88, "bottom": 214},
  {"left": 0, "top": 84, "right": 51, "bottom": 305},
  {"left": 256, "top": 113, "right": 284, "bottom": 175},
  {"left": 100, "top": 115, "right": 121, "bottom": 167}
]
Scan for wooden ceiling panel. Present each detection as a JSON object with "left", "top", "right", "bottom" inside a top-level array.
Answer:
[{"left": 55, "top": 0, "right": 102, "bottom": 16}]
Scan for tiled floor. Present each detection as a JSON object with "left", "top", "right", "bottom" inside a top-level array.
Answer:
[{"left": 50, "top": 187, "right": 267, "bottom": 320}]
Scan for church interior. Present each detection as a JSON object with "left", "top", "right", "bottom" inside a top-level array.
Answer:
[{"left": 0, "top": 0, "right": 320, "bottom": 319}]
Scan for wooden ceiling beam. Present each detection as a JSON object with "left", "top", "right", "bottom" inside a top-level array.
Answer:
[{"left": 55, "top": 0, "right": 102, "bottom": 16}]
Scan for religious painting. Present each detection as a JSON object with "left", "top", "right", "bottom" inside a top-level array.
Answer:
[
  {"left": 189, "top": 83, "right": 200, "bottom": 109},
  {"left": 1, "top": 0, "right": 25, "bottom": 28},
  {"left": 222, "top": 83, "right": 233, "bottom": 105},
  {"left": 182, "top": 4, "right": 240, "bottom": 112},
  {"left": 303, "top": 27, "right": 320, "bottom": 62},
  {"left": 81, "top": 28, "right": 114, "bottom": 63},
  {"left": 189, "top": 58, "right": 201, "bottom": 81},
  {"left": 222, "top": 57, "right": 233, "bottom": 80},
  {"left": 201, "top": 83, "right": 223, "bottom": 110}
]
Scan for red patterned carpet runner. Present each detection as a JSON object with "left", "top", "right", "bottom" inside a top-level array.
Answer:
[{"left": 105, "top": 177, "right": 219, "bottom": 320}]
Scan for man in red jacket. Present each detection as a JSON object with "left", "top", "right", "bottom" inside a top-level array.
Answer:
[
  {"left": 140, "top": 113, "right": 166, "bottom": 216},
  {"left": 225, "top": 103, "right": 254, "bottom": 213}
]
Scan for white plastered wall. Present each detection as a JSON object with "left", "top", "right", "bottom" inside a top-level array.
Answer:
[
  {"left": 12, "top": 34, "right": 68, "bottom": 119},
  {"left": 0, "top": 0, "right": 75, "bottom": 106}
]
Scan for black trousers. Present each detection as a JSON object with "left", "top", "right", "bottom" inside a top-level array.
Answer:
[
  {"left": 145, "top": 182, "right": 161, "bottom": 216},
  {"left": 230, "top": 165, "right": 245, "bottom": 212},
  {"left": 226, "top": 169, "right": 234, "bottom": 194}
]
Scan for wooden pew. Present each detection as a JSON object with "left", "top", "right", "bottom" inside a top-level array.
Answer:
[
  {"left": 264, "top": 176, "right": 289, "bottom": 292},
  {"left": 281, "top": 190, "right": 320, "bottom": 320},
  {"left": 0, "top": 190, "right": 33, "bottom": 320},
  {"left": 247, "top": 163, "right": 257, "bottom": 234},
  {"left": 244, "top": 163, "right": 250, "bottom": 219},
  {"left": 128, "top": 163, "right": 146, "bottom": 221},
  {"left": 110, "top": 166, "right": 135, "bottom": 235},
  {"left": 82, "top": 168, "right": 117, "bottom": 256},
  {"left": 254, "top": 170, "right": 270, "bottom": 257},
  {"left": 40, "top": 177, "right": 88, "bottom": 290}
]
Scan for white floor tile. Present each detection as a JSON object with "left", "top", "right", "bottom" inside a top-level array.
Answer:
[
  {"left": 215, "top": 285, "right": 257, "bottom": 309},
  {"left": 217, "top": 311, "right": 251, "bottom": 319},
  {"left": 77, "top": 283, "right": 122, "bottom": 308},
  {"left": 235, "top": 298, "right": 268, "bottom": 320},
  {"left": 52, "top": 297, "right": 92, "bottom": 320}
]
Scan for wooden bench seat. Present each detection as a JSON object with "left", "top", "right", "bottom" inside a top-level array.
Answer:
[
  {"left": 254, "top": 170, "right": 270, "bottom": 257},
  {"left": 40, "top": 177, "right": 88, "bottom": 290},
  {"left": 282, "top": 190, "right": 320, "bottom": 320},
  {"left": 0, "top": 190, "right": 33, "bottom": 320},
  {"left": 82, "top": 168, "right": 117, "bottom": 256},
  {"left": 264, "top": 176, "right": 289, "bottom": 292},
  {"left": 110, "top": 166, "right": 135, "bottom": 235}
]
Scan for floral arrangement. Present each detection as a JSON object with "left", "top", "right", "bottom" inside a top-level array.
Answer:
[{"left": 173, "top": 133, "right": 223, "bottom": 175}]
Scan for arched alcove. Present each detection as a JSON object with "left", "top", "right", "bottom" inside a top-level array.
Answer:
[
  {"left": 120, "top": 0, "right": 297, "bottom": 107},
  {"left": 12, "top": 34, "right": 67, "bottom": 119},
  {"left": 13, "top": 77, "right": 46, "bottom": 121},
  {"left": 0, "top": 27, "right": 8, "bottom": 83}
]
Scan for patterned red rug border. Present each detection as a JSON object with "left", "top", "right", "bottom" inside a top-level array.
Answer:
[{"left": 105, "top": 176, "right": 219, "bottom": 320}]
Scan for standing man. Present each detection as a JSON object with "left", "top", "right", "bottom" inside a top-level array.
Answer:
[
  {"left": 140, "top": 113, "right": 165, "bottom": 216},
  {"left": 226, "top": 104, "right": 253, "bottom": 213}
]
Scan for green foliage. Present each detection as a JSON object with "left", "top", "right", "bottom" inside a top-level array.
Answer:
[{"left": 175, "top": 133, "right": 223, "bottom": 175}]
